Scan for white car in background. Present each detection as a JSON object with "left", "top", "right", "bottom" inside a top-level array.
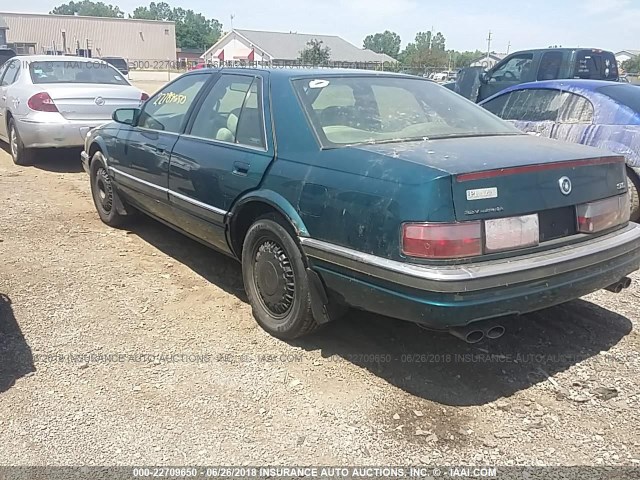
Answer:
[{"left": 0, "top": 55, "right": 149, "bottom": 165}]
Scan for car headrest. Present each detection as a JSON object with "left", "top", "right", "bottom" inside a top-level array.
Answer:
[{"left": 227, "top": 113, "right": 238, "bottom": 132}]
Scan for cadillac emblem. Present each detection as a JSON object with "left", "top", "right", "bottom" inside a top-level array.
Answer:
[{"left": 559, "top": 176, "right": 572, "bottom": 195}]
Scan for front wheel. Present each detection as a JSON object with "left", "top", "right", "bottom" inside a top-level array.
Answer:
[
  {"left": 89, "top": 152, "right": 129, "bottom": 227},
  {"left": 242, "top": 215, "right": 320, "bottom": 339}
]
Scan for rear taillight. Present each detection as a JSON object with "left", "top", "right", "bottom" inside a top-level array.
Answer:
[
  {"left": 140, "top": 92, "right": 149, "bottom": 102},
  {"left": 577, "top": 194, "right": 630, "bottom": 233},
  {"left": 27, "top": 92, "right": 58, "bottom": 112},
  {"left": 402, "top": 222, "right": 482, "bottom": 259}
]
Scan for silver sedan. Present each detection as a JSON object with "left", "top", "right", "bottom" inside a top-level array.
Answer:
[{"left": 0, "top": 55, "right": 148, "bottom": 165}]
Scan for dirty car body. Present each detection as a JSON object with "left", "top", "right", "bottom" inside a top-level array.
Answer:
[
  {"left": 480, "top": 80, "right": 640, "bottom": 220},
  {"left": 82, "top": 68, "right": 640, "bottom": 339}
]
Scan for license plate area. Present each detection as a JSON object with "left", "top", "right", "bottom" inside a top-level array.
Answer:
[
  {"left": 485, "top": 214, "right": 539, "bottom": 252},
  {"left": 539, "top": 206, "right": 577, "bottom": 241}
]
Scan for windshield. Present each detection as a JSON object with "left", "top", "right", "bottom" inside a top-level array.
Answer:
[
  {"left": 29, "top": 60, "right": 130, "bottom": 85},
  {"left": 292, "top": 76, "right": 519, "bottom": 147},
  {"left": 597, "top": 84, "right": 640, "bottom": 114}
]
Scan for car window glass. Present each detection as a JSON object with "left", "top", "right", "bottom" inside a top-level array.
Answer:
[
  {"left": 597, "top": 84, "right": 640, "bottom": 114},
  {"left": 190, "top": 74, "right": 265, "bottom": 148},
  {"left": 293, "top": 76, "right": 519, "bottom": 146},
  {"left": 0, "top": 62, "right": 10, "bottom": 84},
  {"left": 488, "top": 89, "right": 564, "bottom": 122},
  {"left": 138, "top": 74, "right": 208, "bottom": 133},
  {"left": 489, "top": 54, "right": 533, "bottom": 82},
  {"left": 537, "top": 52, "right": 564, "bottom": 81},
  {"left": 1, "top": 60, "right": 19, "bottom": 86},
  {"left": 574, "top": 51, "right": 618, "bottom": 80},
  {"left": 558, "top": 93, "right": 594, "bottom": 124},
  {"left": 29, "top": 61, "right": 128, "bottom": 85}
]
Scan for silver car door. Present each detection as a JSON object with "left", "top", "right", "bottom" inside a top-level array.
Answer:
[{"left": 0, "top": 60, "right": 13, "bottom": 140}]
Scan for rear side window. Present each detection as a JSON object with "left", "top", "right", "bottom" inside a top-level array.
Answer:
[
  {"left": 0, "top": 59, "right": 19, "bottom": 86},
  {"left": 558, "top": 93, "right": 594, "bottom": 124},
  {"left": 483, "top": 89, "right": 565, "bottom": 122},
  {"left": 189, "top": 74, "right": 265, "bottom": 148},
  {"left": 537, "top": 52, "right": 564, "bottom": 81},
  {"left": 574, "top": 51, "right": 618, "bottom": 80}
]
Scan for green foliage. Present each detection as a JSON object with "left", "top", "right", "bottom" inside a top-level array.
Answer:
[
  {"left": 50, "top": 0, "right": 124, "bottom": 17},
  {"left": 399, "top": 31, "right": 448, "bottom": 68},
  {"left": 298, "top": 39, "right": 331, "bottom": 65},
  {"left": 363, "top": 31, "right": 401, "bottom": 59},
  {"left": 622, "top": 57, "right": 640, "bottom": 74},
  {"left": 131, "top": 2, "right": 221, "bottom": 49}
]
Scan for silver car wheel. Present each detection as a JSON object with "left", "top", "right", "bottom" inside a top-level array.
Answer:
[{"left": 10, "top": 125, "right": 18, "bottom": 159}]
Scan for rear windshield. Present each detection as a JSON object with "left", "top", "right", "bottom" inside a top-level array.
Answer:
[
  {"left": 292, "top": 76, "right": 519, "bottom": 147},
  {"left": 596, "top": 84, "right": 640, "bottom": 114},
  {"left": 103, "top": 58, "right": 128, "bottom": 70},
  {"left": 29, "top": 60, "right": 130, "bottom": 85},
  {"left": 574, "top": 51, "right": 618, "bottom": 80}
]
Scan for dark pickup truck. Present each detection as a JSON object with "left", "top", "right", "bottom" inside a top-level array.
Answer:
[
  {"left": 448, "top": 48, "right": 619, "bottom": 102},
  {"left": 0, "top": 48, "right": 16, "bottom": 67}
]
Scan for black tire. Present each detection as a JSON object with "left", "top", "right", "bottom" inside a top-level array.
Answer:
[
  {"left": 627, "top": 171, "right": 640, "bottom": 222},
  {"left": 89, "top": 152, "right": 127, "bottom": 227},
  {"left": 242, "top": 215, "right": 320, "bottom": 339},
  {"left": 8, "top": 118, "right": 35, "bottom": 166}
]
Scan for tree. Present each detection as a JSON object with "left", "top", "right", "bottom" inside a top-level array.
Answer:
[
  {"left": 622, "top": 57, "right": 640, "bottom": 74},
  {"left": 299, "top": 39, "right": 331, "bottom": 65},
  {"left": 363, "top": 31, "right": 401, "bottom": 59},
  {"left": 399, "top": 31, "right": 447, "bottom": 69},
  {"left": 51, "top": 0, "right": 124, "bottom": 17},
  {"left": 131, "top": 2, "right": 222, "bottom": 49}
]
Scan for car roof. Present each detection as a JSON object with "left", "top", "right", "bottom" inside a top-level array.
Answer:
[
  {"left": 14, "top": 55, "right": 108, "bottom": 63},
  {"left": 182, "top": 67, "right": 416, "bottom": 80},
  {"left": 479, "top": 79, "right": 630, "bottom": 104}
]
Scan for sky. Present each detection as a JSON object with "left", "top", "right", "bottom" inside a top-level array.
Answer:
[{"left": 8, "top": 0, "right": 639, "bottom": 53}]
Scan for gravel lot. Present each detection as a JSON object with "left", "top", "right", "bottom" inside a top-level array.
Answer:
[{"left": 1, "top": 83, "right": 639, "bottom": 468}]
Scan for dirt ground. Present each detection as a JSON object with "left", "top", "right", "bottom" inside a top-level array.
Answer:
[{"left": 1, "top": 89, "right": 639, "bottom": 467}]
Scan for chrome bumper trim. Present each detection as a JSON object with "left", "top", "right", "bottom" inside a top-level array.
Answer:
[{"left": 300, "top": 223, "right": 640, "bottom": 293}]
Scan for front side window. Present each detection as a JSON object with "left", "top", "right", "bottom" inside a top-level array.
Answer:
[
  {"left": 29, "top": 61, "right": 129, "bottom": 85},
  {"left": 189, "top": 74, "right": 265, "bottom": 148},
  {"left": 293, "top": 76, "right": 519, "bottom": 147},
  {"left": 489, "top": 54, "right": 534, "bottom": 82},
  {"left": 483, "top": 89, "right": 565, "bottom": 122},
  {"left": 138, "top": 74, "right": 208, "bottom": 134}
]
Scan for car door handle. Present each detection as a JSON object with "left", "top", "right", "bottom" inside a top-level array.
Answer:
[{"left": 233, "top": 161, "right": 250, "bottom": 176}]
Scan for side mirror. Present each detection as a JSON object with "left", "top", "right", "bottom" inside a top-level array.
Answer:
[
  {"left": 480, "top": 71, "right": 490, "bottom": 84},
  {"left": 112, "top": 108, "right": 139, "bottom": 125}
]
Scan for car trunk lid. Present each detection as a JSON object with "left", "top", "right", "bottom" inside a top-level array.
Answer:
[
  {"left": 355, "top": 135, "right": 626, "bottom": 229},
  {"left": 44, "top": 84, "right": 142, "bottom": 121}
]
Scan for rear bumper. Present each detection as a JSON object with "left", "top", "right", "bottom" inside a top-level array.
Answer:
[
  {"left": 15, "top": 116, "right": 107, "bottom": 149},
  {"left": 301, "top": 223, "right": 640, "bottom": 328}
]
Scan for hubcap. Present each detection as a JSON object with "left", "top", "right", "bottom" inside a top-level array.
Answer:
[
  {"left": 10, "top": 127, "right": 18, "bottom": 158},
  {"left": 94, "top": 168, "right": 113, "bottom": 213},
  {"left": 253, "top": 239, "right": 295, "bottom": 318}
]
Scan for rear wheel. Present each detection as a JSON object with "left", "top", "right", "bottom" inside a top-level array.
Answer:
[
  {"left": 90, "top": 152, "right": 128, "bottom": 227},
  {"left": 628, "top": 171, "right": 640, "bottom": 222},
  {"left": 242, "top": 215, "right": 320, "bottom": 339},
  {"left": 8, "top": 119, "right": 35, "bottom": 166}
]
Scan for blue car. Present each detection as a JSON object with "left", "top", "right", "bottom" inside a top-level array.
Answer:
[
  {"left": 480, "top": 80, "right": 640, "bottom": 220},
  {"left": 81, "top": 69, "right": 640, "bottom": 342}
]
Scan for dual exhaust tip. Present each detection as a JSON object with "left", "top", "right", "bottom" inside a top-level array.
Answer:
[
  {"left": 446, "top": 276, "right": 632, "bottom": 344},
  {"left": 448, "top": 321, "right": 505, "bottom": 344},
  {"left": 605, "top": 276, "right": 632, "bottom": 294}
]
